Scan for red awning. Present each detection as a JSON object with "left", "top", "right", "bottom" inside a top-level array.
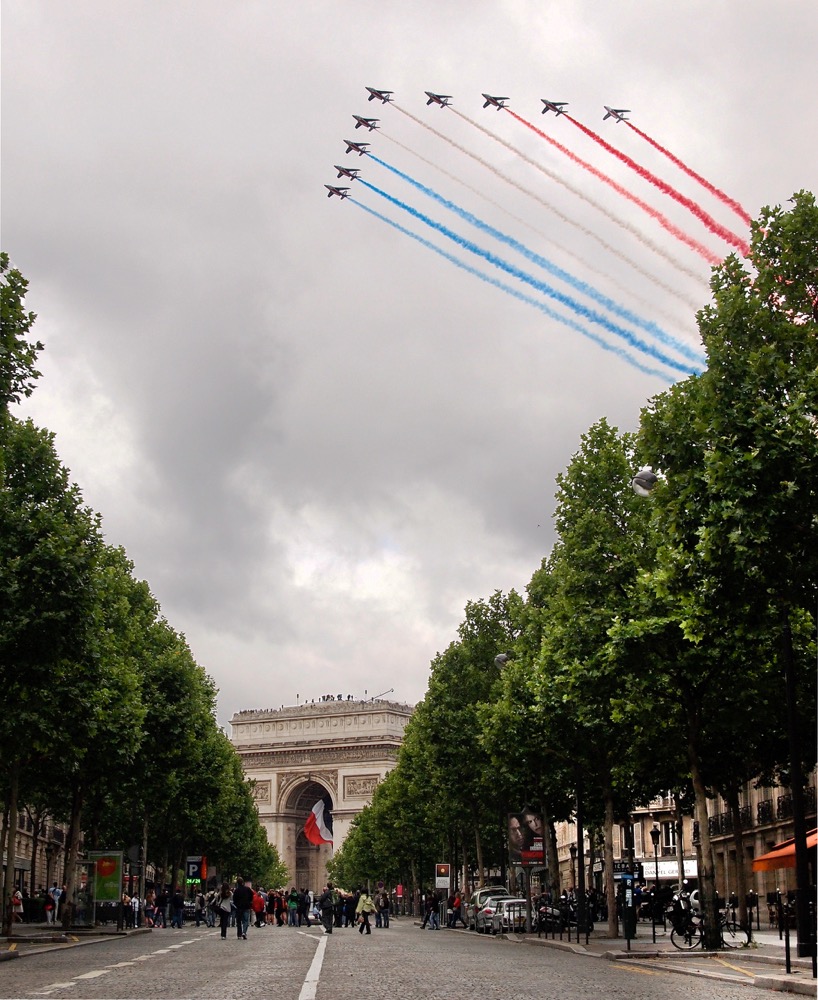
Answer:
[{"left": 752, "top": 828, "right": 818, "bottom": 872}]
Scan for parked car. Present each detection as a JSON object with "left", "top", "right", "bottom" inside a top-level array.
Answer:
[
  {"left": 475, "top": 894, "right": 509, "bottom": 934},
  {"left": 491, "top": 898, "right": 527, "bottom": 935},
  {"left": 467, "top": 886, "right": 510, "bottom": 930}
]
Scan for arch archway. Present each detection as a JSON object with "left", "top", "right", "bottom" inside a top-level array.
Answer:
[{"left": 284, "top": 780, "right": 333, "bottom": 893}]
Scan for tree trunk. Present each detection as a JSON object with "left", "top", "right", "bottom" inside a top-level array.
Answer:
[
  {"left": 725, "top": 787, "right": 748, "bottom": 931},
  {"left": 604, "top": 790, "right": 618, "bottom": 937},
  {"left": 688, "top": 740, "right": 720, "bottom": 949},
  {"left": 472, "top": 808, "right": 484, "bottom": 888},
  {"left": 1, "top": 762, "right": 20, "bottom": 936},
  {"left": 674, "top": 795, "right": 686, "bottom": 887},
  {"left": 61, "top": 782, "right": 84, "bottom": 930},
  {"left": 544, "top": 816, "right": 559, "bottom": 896}
]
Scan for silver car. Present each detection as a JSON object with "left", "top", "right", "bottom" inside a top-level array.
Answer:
[
  {"left": 467, "top": 886, "right": 510, "bottom": 930},
  {"left": 475, "top": 894, "right": 509, "bottom": 934},
  {"left": 491, "top": 897, "right": 527, "bottom": 935}
]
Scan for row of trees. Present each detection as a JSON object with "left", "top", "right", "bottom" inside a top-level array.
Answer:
[
  {"left": 0, "top": 253, "right": 284, "bottom": 934},
  {"left": 330, "top": 193, "right": 818, "bottom": 949}
]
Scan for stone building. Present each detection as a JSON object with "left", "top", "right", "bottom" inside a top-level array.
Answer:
[{"left": 230, "top": 697, "right": 413, "bottom": 890}]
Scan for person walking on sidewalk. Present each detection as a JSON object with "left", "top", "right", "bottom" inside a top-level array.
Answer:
[
  {"left": 318, "top": 883, "right": 336, "bottom": 934},
  {"left": 216, "top": 883, "right": 233, "bottom": 939},
  {"left": 232, "top": 877, "right": 254, "bottom": 939},
  {"left": 356, "top": 889, "right": 375, "bottom": 935}
]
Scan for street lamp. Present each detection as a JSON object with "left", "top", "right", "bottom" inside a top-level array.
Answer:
[{"left": 650, "top": 824, "right": 661, "bottom": 943}]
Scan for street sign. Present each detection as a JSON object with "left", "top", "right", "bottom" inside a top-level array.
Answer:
[
  {"left": 185, "top": 856, "right": 203, "bottom": 883},
  {"left": 435, "top": 863, "right": 450, "bottom": 889}
]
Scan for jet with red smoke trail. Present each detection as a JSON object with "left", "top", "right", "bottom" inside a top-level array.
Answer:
[
  {"left": 334, "top": 165, "right": 361, "bottom": 180},
  {"left": 365, "top": 87, "right": 393, "bottom": 103},
  {"left": 325, "top": 185, "right": 350, "bottom": 199},
  {"left": 541, "top": 99, "right": 568, "bottom": 116},
  {"left": 344, "top": 139, "right": 370, "bottom": 155},
  {"left": 425, "top": 91, "right": 452, "bottom": 107},
  {"left": 353, "top": 115, "right": 380, "bottom": 131},
  {"left": 482, "top": 94, "right": 509, "bottom": 110},
  {"left": 603, "top": 106, "right": 630, "bottom": 122}
]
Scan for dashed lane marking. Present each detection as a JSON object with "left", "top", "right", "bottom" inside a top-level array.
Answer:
[{"left": 710, "top": 956, "right": 755, "bottom": 977}]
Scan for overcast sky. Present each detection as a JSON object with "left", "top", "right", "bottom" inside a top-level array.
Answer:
[{"left": 3, "top": 1, "right": 816, "bottom": 725}]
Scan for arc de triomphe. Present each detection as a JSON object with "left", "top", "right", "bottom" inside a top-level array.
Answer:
[{"left": 230, "top": 698, "right": 413, "bottom": 890}]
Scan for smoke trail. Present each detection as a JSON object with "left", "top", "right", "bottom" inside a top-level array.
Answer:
[
  {"left": 368, "top": 153, "right": 704, "bottom": 367},
  {"left": 503, "top": 109, "right": 724, "bottom": 266},
  {"left": 351, "top": 199, "right": 676, "bottom": 382},
  {"left": 381, "top": 129, "right": 700, "bottom": 332},
  {"left": 358, "top": 179, "right": 700, "bottom": 376},
  {"left": 625, "top": 121, "right": 752, "bottom": 226},
  {"left": 564, "top": 115, "right": 750, "bottom": 255},
  {"left": 391, "top": 106, "right": 705, "bottom": 310},
  {"left": 446, "top": 106, "right": 711, "bottom": 283}
]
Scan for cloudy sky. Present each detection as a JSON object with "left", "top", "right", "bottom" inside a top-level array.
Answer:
[{"left": 3, "top": 1, "right": 816, "bottom": 725}]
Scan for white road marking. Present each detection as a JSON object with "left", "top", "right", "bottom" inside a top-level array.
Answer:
[
  {"left": 298, "top": 933, "right": 327, "bottom": 1000},
  {"left": 75, "top": 970, "right": 110, "bottom": 980}
]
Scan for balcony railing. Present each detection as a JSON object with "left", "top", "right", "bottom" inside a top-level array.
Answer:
[
  {"left": 757, "top": 799, "right": 774, "bottom": 825},
  {"left": 777, "top": 794, "right": 793, "bottom": 820}
]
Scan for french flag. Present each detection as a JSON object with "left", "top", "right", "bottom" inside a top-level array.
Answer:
[{"left": 304, "top": 795, "right": 333, "bottom": 845}]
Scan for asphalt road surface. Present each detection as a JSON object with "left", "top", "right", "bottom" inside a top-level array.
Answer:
[{"left": 0, "top": 920, "right": 757, "bottom": 1000}]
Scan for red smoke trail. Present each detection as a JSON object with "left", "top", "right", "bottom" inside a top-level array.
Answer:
[
  {"left": 563, "top": 114, "right": 750, "bottom": 255},
  {"left": 505, "top": 109, "right": 723, "bottom": 265},
  {"left": 443, "top": 106, "right": 708, "bottom": 294},
  {"left": 625, "top": 121, "right": 752, "bottom": 226},
  {"left": 380, "top": 129, "right": 698, "bottom": 334}
]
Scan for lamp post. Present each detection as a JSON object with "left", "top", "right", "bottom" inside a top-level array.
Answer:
[
  {"left": 569, "top": 843, "right": 576, "bottom": 889},
  {"left": 650, "top": 824, "right": 661, "bottom": 943}
]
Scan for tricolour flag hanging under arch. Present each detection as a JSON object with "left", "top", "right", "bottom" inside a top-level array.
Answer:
[{"left": 304, "top": 795, "right": 333, "bottom": 845}]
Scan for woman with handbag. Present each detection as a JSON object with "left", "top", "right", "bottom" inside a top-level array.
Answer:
[
  {"left": 355, "top": 888, "right": 375, "bottom": 935},
  {"left": 216, "top": 882, "right": 233, "bottom": 939}
]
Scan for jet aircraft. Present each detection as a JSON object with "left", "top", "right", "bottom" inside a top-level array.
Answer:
[
  {"left": 541, "top": 99, "right": 568, "bottom": 116},
  {"left": 425, "top": 91, "right": 452, "bottom": 107},
  {"left": 482, "top": 94, "right": 509, "bottom": 110},
  {"left": 365, "top": 87, "right": 393, "bottom": 104},
  {"left": 353, "top": 115, "right": 380, "bottom": 131},
  {"left": 325, "top": 185, "right": 350, "bottom": 199},
  {"left": 603, "top": 106, "right": 630, "bottom": 122},
  {"left": 344, "top": 139, "right": 370, "bottom": 156},
  {"left": 334, "top": 165, "right": 361, "bottom": 180}
]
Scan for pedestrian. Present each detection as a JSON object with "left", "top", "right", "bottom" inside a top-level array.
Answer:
[
  {"left": 286, "top": 886, "right": 299, "bottom": 926},
  {"left": 144, "top": 889, "right": 156, "bottom": 928},
  {"left": 265, "top": 889, "right": 277, "bottom": 925},
  {"left": 154, "top": 888, "right": 168, "bottom": 928},
  {"left": 355, "top": 888, "right": 375, "bottom": 935},
  {"left": 49, "top": 883, "right": 62, "bottom": 922},
  {"left": 216, "top": 882, "right": 233, "bottom": 939},
  {"left": 252, "top": 888, "right": 265, "bottom": 928},
  {"left": 378, "top": 891, "right": 390, "bottom": 928},
  {"left": 44, "top": 888, "right": 55, "bottom": 925},
  {"left": 169, "top": 888, "right": 185, "bottom": 928},
  {"left": 206, "top": 888, "right": 218, "bottom": 928},
  {"left": 195, "top": 888, "right": 207, "bottom": 927},
  {"left": 318, "top": 882, "right": 336, "bottom": 934},
  {"left": 131, "top": 893, "right": 141, "bottom": 928},
  {"left": 122, "top": 891, "right": 133, "bottom": 929},
  {"left": 450, "top": 891, "right": 466, "bottom": 928},
  {"left": 232, "top": 877, "right": 254, "bottom": 939},
  {"left": 11, "top": 889, "right": 24, "bottom": 923}
]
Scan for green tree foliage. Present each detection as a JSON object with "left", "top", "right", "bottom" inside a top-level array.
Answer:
[{"left": 0, "top": 253, "right": 42, "bottom": 414}]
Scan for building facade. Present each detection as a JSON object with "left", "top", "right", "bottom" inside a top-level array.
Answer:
[{"left": 230, "top": 697, "right": 413, "bottom": 891}]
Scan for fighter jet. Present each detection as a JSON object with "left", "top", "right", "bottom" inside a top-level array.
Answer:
[
  {"left": 343, "top": 139, "right": 370, "bottom": 156},
  {"left": 541, "top": 99, "right": 568, "bottom": 116},
  {"left": 425, "top": 91, "right": 452, "bottom": 107},
  {"left": 603, "top": 106, "right": 630, "bottom": 122},
  {"left": 353, "top": 115, "right": 380, "bottom": 131},
  {"left": 325, "top": 185, "right": 350, "bottom": 199},
  {"left": 482, "top": 94, "right": 509, "bottom": 110},
  {"left": 334, "top": 165, "right": 361, "bottom": 180},
  {"left": 365, "top": 87, "right": 393, "bottom": 104}
]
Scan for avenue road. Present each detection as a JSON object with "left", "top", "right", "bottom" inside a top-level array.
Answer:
[{"left": 0, "top": 920, "right": 754, "bottom": 1000}]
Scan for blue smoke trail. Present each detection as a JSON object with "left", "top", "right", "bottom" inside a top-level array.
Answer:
[
  {"left": 358, "top": 180, "right": 700, "bottom": 377},
  {"left": 369, "top": 153, "right": 705, "bottom": 368},
  {"left": 351, "top": 200, "right": 676, "bottom": 382}
]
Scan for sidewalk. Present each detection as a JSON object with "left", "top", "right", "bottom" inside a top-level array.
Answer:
[
  {"left": 0, "top": 922, "right": 152, "bottom": 962},
  {"left": 504, "top": 923, "right": 817, "bottom": 995}
]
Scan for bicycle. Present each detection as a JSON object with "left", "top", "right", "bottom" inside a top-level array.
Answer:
[{"left": 670, "top": 909, "right": 750, "bottom": 950}]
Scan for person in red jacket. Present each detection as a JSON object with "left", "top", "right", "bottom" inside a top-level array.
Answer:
[{"left": 252, "top": 889, "right": 265, "bottom": 928}]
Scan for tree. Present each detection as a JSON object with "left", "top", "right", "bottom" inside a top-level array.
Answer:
[
  {"left": 632, "top": 191, "right": 818, "bottom": 950},
  {"left": 0, "top": 253, "right": 42, "bottom": 415}
]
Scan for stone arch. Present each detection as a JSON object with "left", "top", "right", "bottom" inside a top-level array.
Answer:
[{"left": 282, "top": 778, "right": 334, "bottom": 893}]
